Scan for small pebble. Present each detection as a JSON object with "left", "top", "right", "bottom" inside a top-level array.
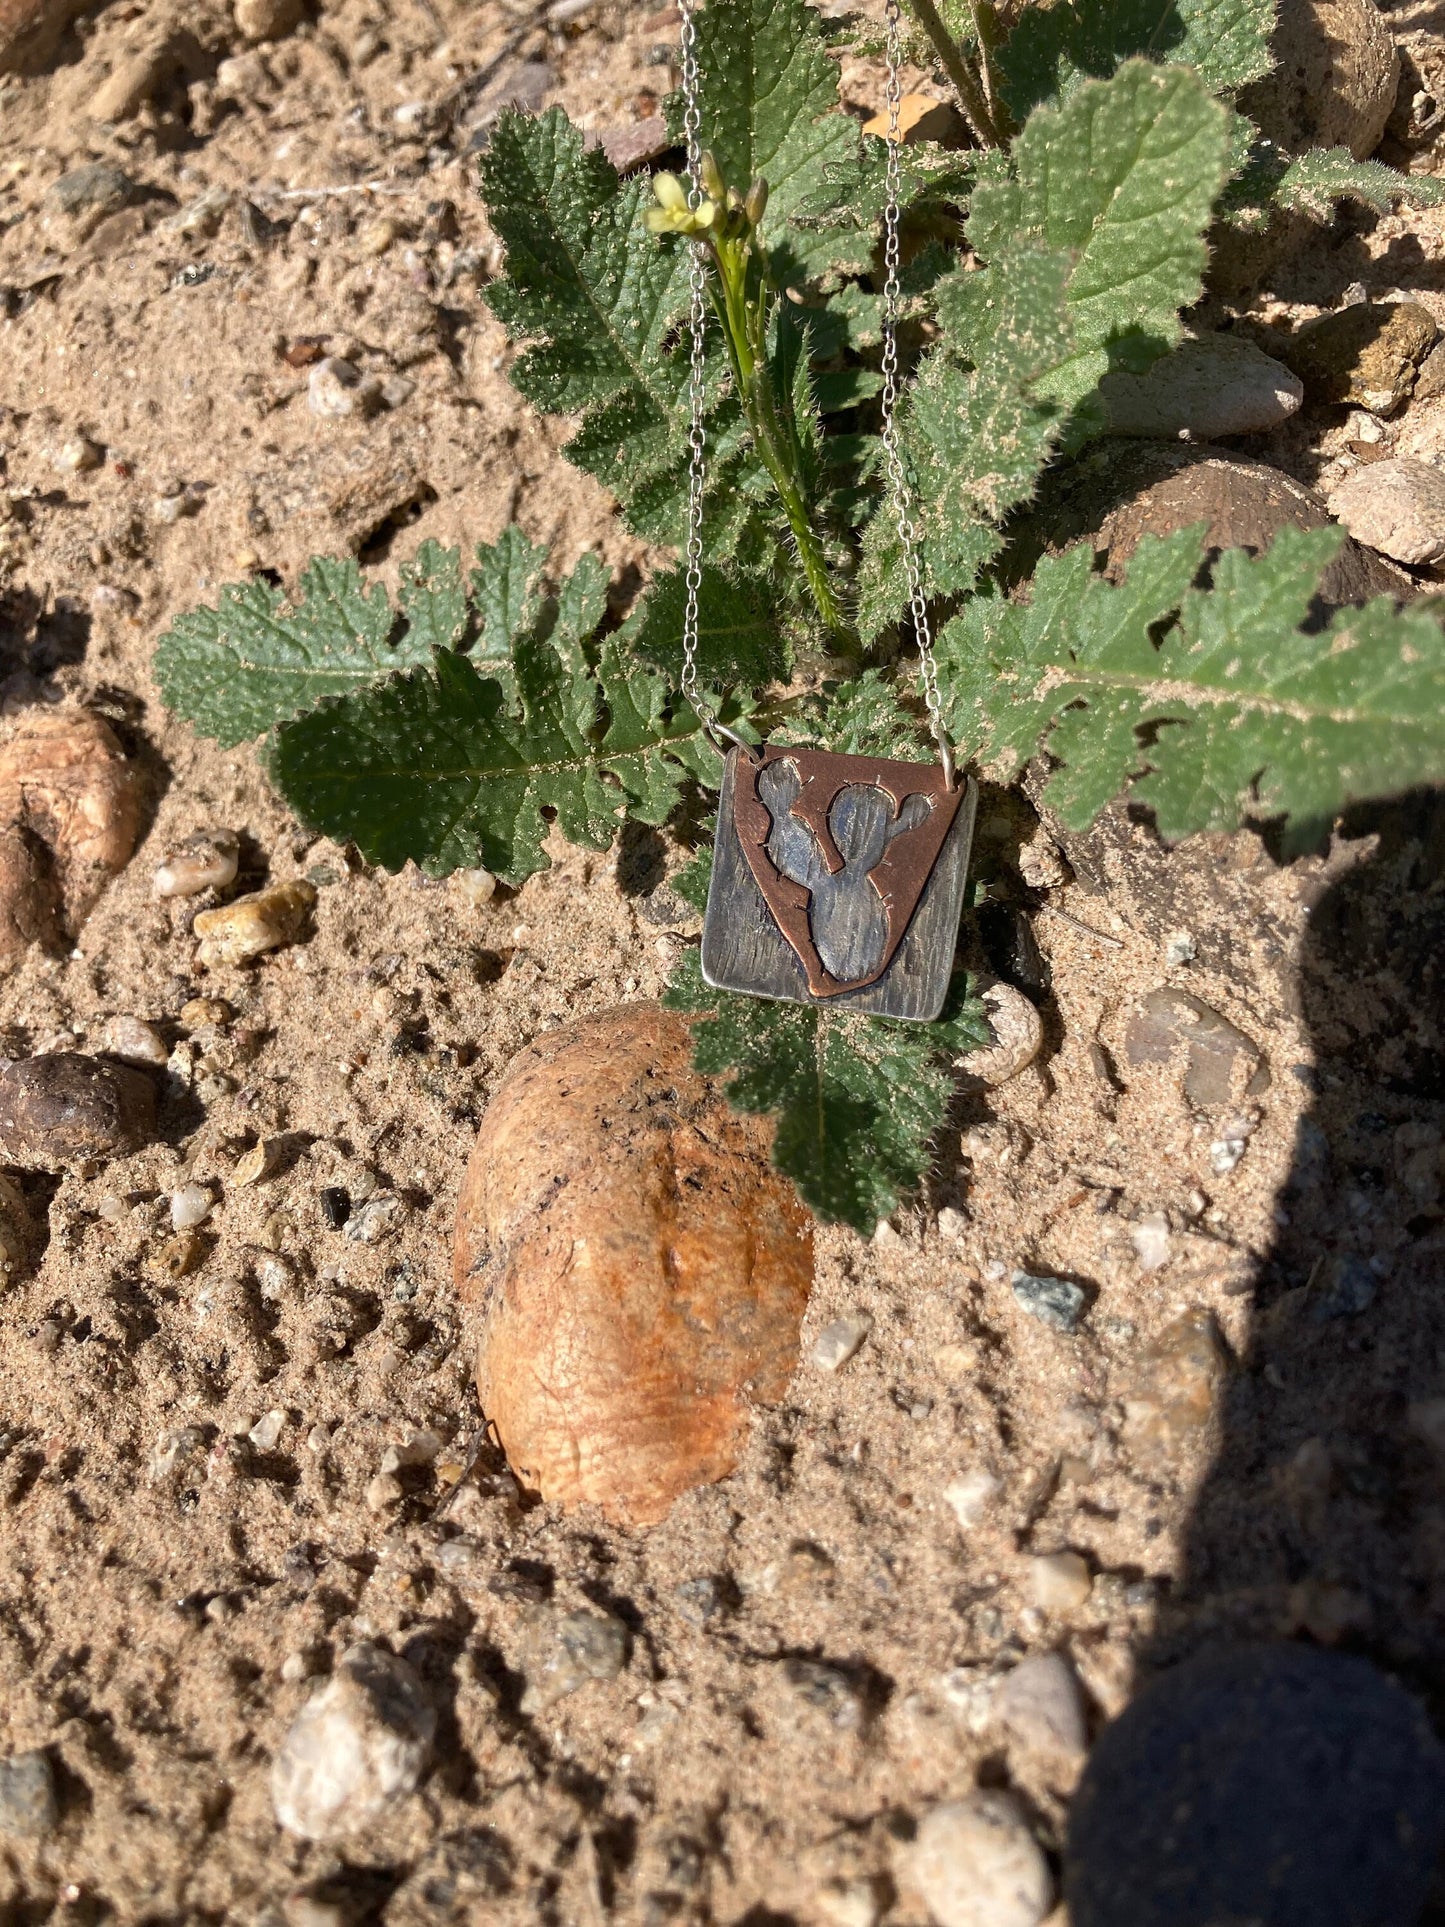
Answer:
[
  {"left": 809, "top": 1313, "right": 873, "bottom": 1373},
  {"left": 249, "top": 1409, "right": 286, "bottom": 1451},
  {"left": 0, "top": 1750, "right": 58, "bottom": 1842},
  {"left": 814, "top": 1878, "right": 884, "bottom": 1927},
  {"left": 1124, "top": 1309, "right": 1226, "bottom": 1462},
  {"left": 379, "top": 1429, "right": 445, "bottom": 1474},
  {"left": 365, "top": 1472, "right": 403, "bottom": 1513},
  {"left": 53, "top": 436, "right": 103, "bottom": 475},
  {"left": 270, "top": 1643, "right": 435, "bottom": 1842},
  {"left": 1099, "top": 332, "right": 1302, "bottom": 438},
  {"left": 308, "top": 357, "right": 367, "bottom": 419},
  {"left": 673, "top": 1574, "right": 728, "bottom": 1627},
  {"left": 343, "top": 1194, "right": 403, "bottom": 1245},
  {"left": 937, "top": 1205, "right": 967, "bottom": 1241},
  {"left": 101, "top": 1014, "right": 169, "bottom": 1066},
  {"left": 453, "top": 866, "right": 497, "bottom": 907},
  {"left": 1129, "top": 1213, "right": 1172, "bottom": 1272},
  {"left": 1011, "top": 1270, "right": 1086, "bottom": 1334},
  {"left": 904, "top": 1791, "right": 1053, "bottom": 1927},
  {"left": 1125, "top": 988, "right": 1267, "bottom": 1108},
  {"left": 0, "top": 1052, "right": 155, "bottom": 1168},
  {"left": 234, "top": 0, "right": 303, "bottom": 40},
  {"left": 956, "top": 982, "right": 1043, "bottom": 1088},
  {"left": 1328, "top": 456, "right": 1445, "bottom": 567},
  {"left": 193, "top": 879, "right": 317, "bottom": 967},
  {"left": 46, "top": 162, "right": 135, "bottom": 218},
  {"left": 1028, "top": 1551, "right": 1093, "bottom": 1613},
  {"left": 943, "top": 1467, "right": 1002, "bottom": 1529},
  {"left": 234, "top": 1138, "right": 280, "bottom": 1186},
  {"left": 170, "top": 1181, "right": 214, "bottom": 1230},
  {"left": 520, "top": 1608, "right": 628, "bottom": 1713},
  {"left": 993, "top": 1652, "right": 1088, "bottom": 1762},
  {"left": 154, "top": 828, "right": 240, "bottom": 899},
  {"left": 179, "top": 996, "right": 233, "bottom": 1031},
  {"left": 782, "top": 1658, "right": 865, "bottom": 1731}
]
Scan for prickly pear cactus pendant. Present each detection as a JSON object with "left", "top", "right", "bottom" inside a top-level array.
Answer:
[
  {"left": 681, "top": 0, "right": 973, "bottom": 1022},
  {"left": 703, "top": 746, "right": 977, "bottom": 1020}
]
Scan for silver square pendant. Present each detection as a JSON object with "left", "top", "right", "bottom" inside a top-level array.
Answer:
[{"left": 701, "top": 745, "right": 977, "bottom": 1022}]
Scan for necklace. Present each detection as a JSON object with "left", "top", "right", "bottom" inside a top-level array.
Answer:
[{"left": 685, "top": 0, "right": 977, "bottom": 1024}]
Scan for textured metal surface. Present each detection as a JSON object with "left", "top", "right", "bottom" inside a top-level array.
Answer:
[{"left": 701, "top": 747, "right": 977, "bottom": 1021}]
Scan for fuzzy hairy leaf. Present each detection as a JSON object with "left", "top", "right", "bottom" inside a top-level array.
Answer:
[
  {"left": 398, "top": 541, "right": 472, "bottom": 654},
  {"left": 939, "top": 526, "right": 1445, "bottom": 850},
  {"left": 469, "top": 526, "right": 547, "bottom": 659},
  {"left": 269, "top": 632, "right": 728, "bottom": 886},
  {"left": 666, "top": 950, "right": 989, "bottom": 1228},
  {"left": 669, "top": 0, "right": 862, "bottom": 281},
  {"left": 968, "top": 61, "right": 1232, "bottom": 417},
  {"left": 1000, "top": 0, "right": 1276, "bottom": 124},
  {"left": 857, "top": 244, "right": 1076, "bottom": 632},
  {"left": 153, "top": 556, "right": 435, "bottom": 750},
  {"left": 1222, "top": 133, "right": 1445, "bottom": 227},
  {"left": 482, "top": 108, "right": 773, "bottom": 566},
  {"left": 619, "top": 564, "right": 788, "bottom": 685}
]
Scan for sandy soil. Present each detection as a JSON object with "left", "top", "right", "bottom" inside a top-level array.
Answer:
[{"left": 0, "top": 0, "right": 1443, "bottom": 1921}]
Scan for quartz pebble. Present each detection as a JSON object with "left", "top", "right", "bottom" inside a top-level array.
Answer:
[
  {"left": 170, "top": 1181, "right": 214, "bottom": 1230},
  {"left": 520, "top": 1607, "right": 628, "bottom": 1713},
  {"left": 343, "top": 1193, "right": 403, "bottom": 1245},
  {"left": 194, "top": 879, "right": 317, "bottom": 967},
  {"left": 248, "top": 1409, "right": 286, "bottom": 1451},
  {"left": 956, "top": 982, "right": 1043, "bottom": 1088},
  {"left": 270, "top": 1643, "right": 435, "bottom": 1841},
  {"left": 307, "top": 357, "right": 382, "bottom": 419},
  {"left": 101, "top": 1013, "right": 169, "bottom": 1066},
  {"left": 905, "top": 1792, "right": 1053, "bottom": 1927},
  {"left": 1100, "top": 333, "right": 1302, "bottom": 439},
  {"left": 1028, "top": 1551, "right": 1093, "bottom": 1613},
  {"left": 0, "top": 1750, "right": 58, "bottom": 1842},
  {"left": 1129, "top": 1213, "right": 1172, "bottom": 1272},
  {"left": 0, "top": 1052, "right": 155, "bottom": 1168},
  {"left": 809, "top": 1313, "right": 873, "bottom": 1373},
  {"left": 1011, "top": 1270, "right": 1086, "bottom": 1334},
  {"left": 453, "top": 866, "right": 497, "bottom": 907},
  {"left": 1328, "top": 456, "right": 1445, "bottom": 567},
  {"left": 53, "top": 436, "right": 103, "bottom": 474},
  {"left": 943, "top": 1467, "right": 1002, "bottom": 1530},
  {"left": 993, "top": 1652, "right": 1088, "bottom": 1762},
  {"left": 154, "top": 828, "right": 239, "bottom": 899}
]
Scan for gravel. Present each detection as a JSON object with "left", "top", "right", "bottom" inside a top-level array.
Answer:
[
  {"left": 270, "top": 1643, "right": 435, "bottom": 1841},
  {"left": 904, "top": 1792, "right": 1054, "bottom": 1927}
]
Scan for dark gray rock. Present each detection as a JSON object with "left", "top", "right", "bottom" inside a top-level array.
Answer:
[
  {"left": 45, "top": 161, "right": 135, "bottom": 218},
  {"left": 1011, "top": 1270, "right": 1086, "bottom": 1334},
  {"left": 1067, "top": 1644, "right": 1445, "bottom": 1927},
  {"left": 0, "top": 1052, "right": 156, "bottom": 1168}
]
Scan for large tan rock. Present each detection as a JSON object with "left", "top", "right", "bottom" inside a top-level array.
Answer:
[
  {"left": 454, "top": 1004, "right": 814, "bottom": 1526},
  {"left": 1238, "top": 0, "right": 1400, "bottom": 160}
]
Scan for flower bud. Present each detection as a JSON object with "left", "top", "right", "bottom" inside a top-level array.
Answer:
[
  {"left": 700, "top": 150, "right": 725, "bottom": 202},
  {"left": 745, "top": 176, "right": 769, "bottom": 227}
]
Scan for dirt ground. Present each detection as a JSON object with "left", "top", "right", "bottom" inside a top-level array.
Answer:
[{"left": 1, "top": 0, "right": 1445, "bottom": 1921}]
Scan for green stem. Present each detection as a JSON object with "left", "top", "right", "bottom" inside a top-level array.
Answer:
[
  {"left": 708, "top": 230, "right": 854, "bottom": 651},
  {"left": 903, "top": 0, "right": 1006, "bottom": 148}
]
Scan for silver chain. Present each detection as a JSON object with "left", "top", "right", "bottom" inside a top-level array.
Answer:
[
  {"left": 879, "top": 0, "right": 953, "bottom": 786},
  {"left": 677, "top": 0, "right": 954, "bottom": 785},
  {"left": 678, "top": 0, "right": 718, "bottom": 740}
]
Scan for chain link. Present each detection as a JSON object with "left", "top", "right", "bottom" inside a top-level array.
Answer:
[
  {"left": 879, "top": 0, "right": 954, "bottom": 787},
  {"left": 677, "top": 0, "right": 733, "bottom": 751}
]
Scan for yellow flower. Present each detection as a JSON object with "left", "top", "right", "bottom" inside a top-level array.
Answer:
[{"left": 645, "top": 171, "right": 716, "bottom": 236}]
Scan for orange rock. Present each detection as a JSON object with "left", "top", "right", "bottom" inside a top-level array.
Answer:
[
  {"left": 454, "top": 1004, "right": 813, "bottom": 1526},
  {"left": 0, "top": 708, "right": 142, "bottom": 965}
]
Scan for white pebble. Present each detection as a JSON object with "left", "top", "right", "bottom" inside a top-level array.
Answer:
[
  {"left": 308, "top": 357, "right": 365, "bottom": 419},
  {"left": 153, "top": 829, "right": 239, "bottom": 899},
  {"left": 956, "top": 982, "right": 1043, "bottom": 1088},
  {"left": 943, "top": 1467, "right": 1002, "bottom": 1530},
  {"left": 270, "top": 1643, "right": 435, "bottom": 1841},
  {"left": 936, "top": 1206, "right": 967, "bottom": 1242},
  {"left": 101, "top": 1014, "right": 169, "bottom": 1066},
  {"left": 53, "top": 436, "right": 103, "bottom": 474},
  {"left": 904, "top": 1792, "right": 1053, "bottom": 1927},
  {"left": 809, "top": 1314, "right": 873, "bottom": 1373},
  {"left": 248, "top": 1408, "right": 286, "bottom": 1451},
  {"left": 378, "top": 1428, "right": 445, "bottom": 1475},
  {"left": 1028, "top": 1550, "right": 1093, "bottom": 1613},
  {"left": 1130, "top": 1212, "right": 1172, "bottom": 1272},
  {"left": 992, "top": 1652, "right": 1088, "bottom": 1761},
  {"left": 170, "top": 1182, "right": 214, "bottom": 1230},
  {"left": 453, "top": 866, "right": 497, "bottom": 907}
]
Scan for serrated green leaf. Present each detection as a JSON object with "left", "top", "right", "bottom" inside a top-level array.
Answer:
[
  {"left": 153, "top": 556, "right": 429, "bottom": 749},
  {"left": 1222, "top": 133, "right": 1445, "bottom": 227},
  {"left": 783, "top": 669, "right": 933, "bottom": 759},
  {"left": 667, "top": 0, "right": 862, "bottom": 283},
  {"left": 269, "top": 632, "right": 730, "bottom": 886},
  {"left": 672, "top": 839, "right": 715, "bottom": 912},
  {"left": 1000, "top": 0, "right": 1276, "bottom": 125},
  {"left": 619, "top": 564, "right": 788, "bottom": 685},
  {"left": 470, "top": 526, "right": 547, "bottom": 659},
  {"left": 939, "top": 525, "right": 1445, "bottom": 848},
  {"left": 857, "top": 243, "right": 1076, "bottom": 633},
  {"left": 969, "top": 61, "right": 1231, "bottom": 418},
  {"left": 665, "top": 951, "right": 989, "bottom": 1229},
  {"left": 482, "top": 107, "right": 774, "bottom": 566},
  {"left": 397, "top": 540, "right": 471, "bottom": 655}
]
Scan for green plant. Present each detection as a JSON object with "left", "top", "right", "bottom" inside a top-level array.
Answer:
[{"left": 156, "top": 0, "right": 1445, "bottom": 1230}]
